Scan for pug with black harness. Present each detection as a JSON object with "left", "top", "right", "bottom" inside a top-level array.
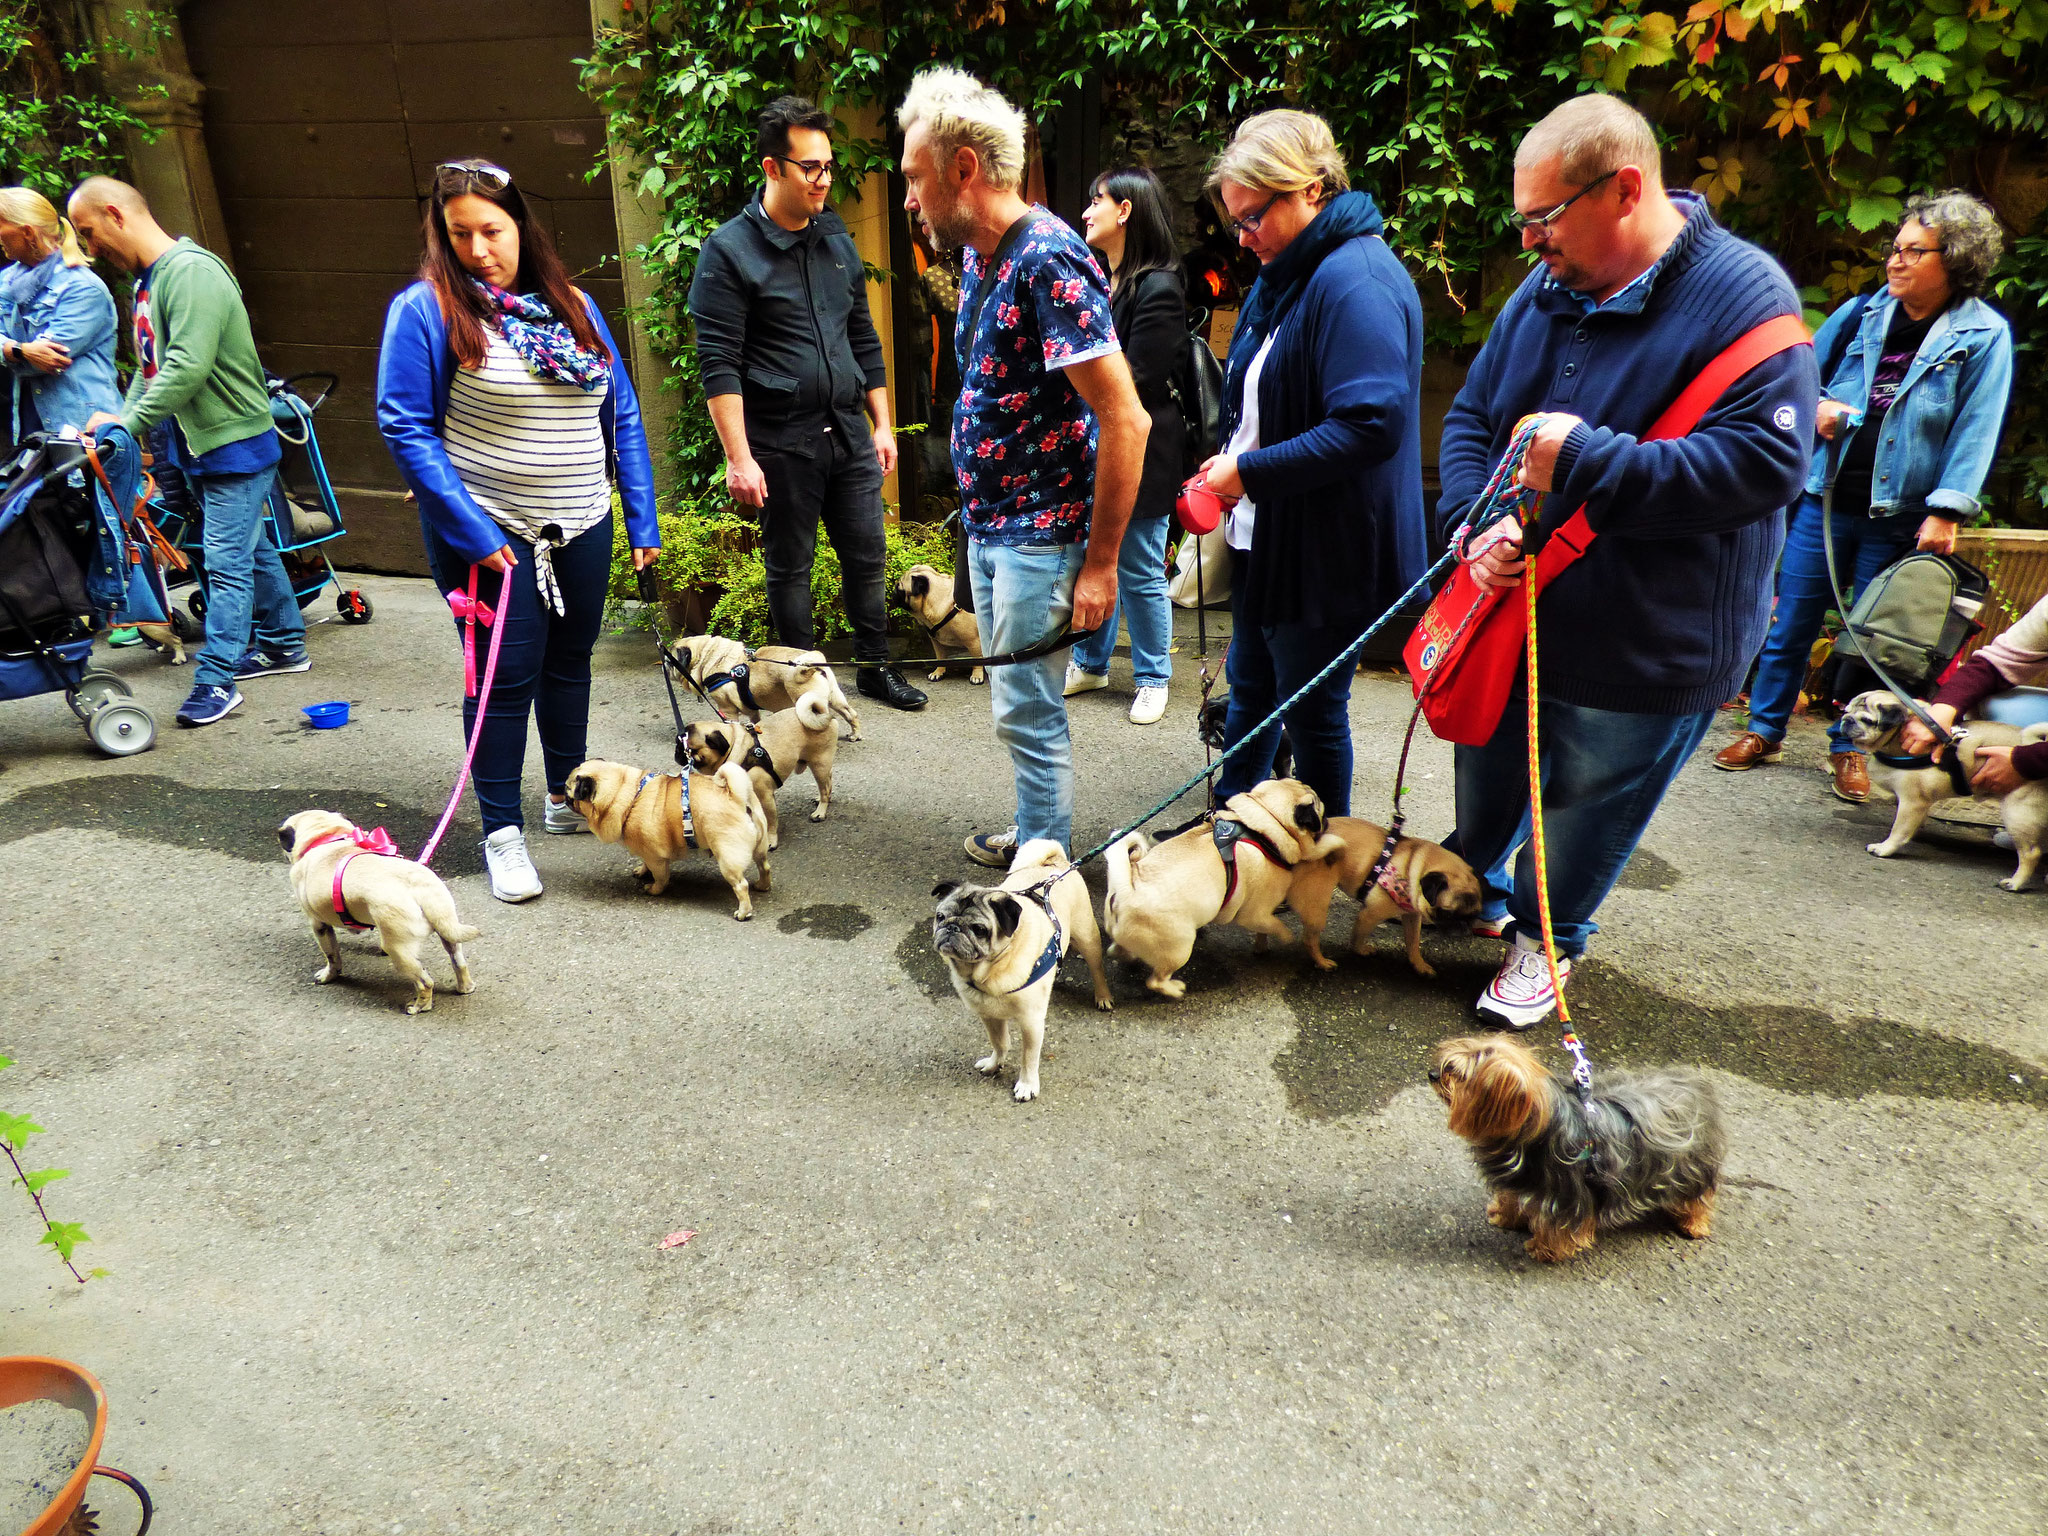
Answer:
[
  {"left": 931, "top": 840, "right": 1114, "bottom": 1103},
  {"left": 681, "top": 705, "right": 835, "bottom": 851},
  {"left": 894, "top": 563, "right": 986, "bottom": 685}
]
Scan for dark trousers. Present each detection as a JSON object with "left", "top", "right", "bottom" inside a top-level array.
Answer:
[
  {"left": 423, "top": 515, "right": 613, "bottom": 835},
  {"left": 757, "top": 423, "right": 888, "bottom": 662},
  {"left": 1216, "top": 553, "right": 1358, "bottom": 817}
]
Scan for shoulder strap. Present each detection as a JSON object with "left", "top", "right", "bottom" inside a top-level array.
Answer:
[
  {"left": 963, "top": 211, "right": 1039, "bottom": 339},
  {"left": 1533, "top": 312, "right": 1812, "bottom": 595}
]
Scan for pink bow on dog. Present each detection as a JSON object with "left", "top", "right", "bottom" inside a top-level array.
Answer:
[
  {"left": 447, "top": 587, "right": 497, "bottom": 696},
  {"left": 350, "top": 825, "right": 400, "bottom": 856}
]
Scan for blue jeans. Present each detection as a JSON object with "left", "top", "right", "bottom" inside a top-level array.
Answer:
[
  {"left": 1450, "top": 697, "right": 1715, "bottom": 958},
  {"left": 192, "top": 469, "right": 305, "bottom": 688},
  {"left": 1746, "top": 491, "right": 1918, "bottom": 755},
  {"left": 1071, "top": 515, "right": 1173, "bottom": 689},
  {"left": 967, "top": 536, "right": 1084, "bottom": 850},
  {"left": 1215, "top": 553, "right": 1357, "bottom": 816},
  {"left": 424, "top": 516, "right": 613, "bottom": 835}
]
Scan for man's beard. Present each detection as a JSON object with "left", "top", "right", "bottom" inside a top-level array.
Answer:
[
  {"left": 921, "top": 196, "right": 977, "bottom": 251},
  {"left": 1532, "top": 243, "right": 1592, "bottom": 292}
]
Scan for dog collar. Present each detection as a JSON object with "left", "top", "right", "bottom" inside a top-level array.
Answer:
[{"left": 921, "top": 602, "right": 963, "bottom": 636}]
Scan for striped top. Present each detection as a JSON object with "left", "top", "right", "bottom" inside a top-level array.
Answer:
[{"left": 442, "top": 325, "right": 612, "bottom": 611}]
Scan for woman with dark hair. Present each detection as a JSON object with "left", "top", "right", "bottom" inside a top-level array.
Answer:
[
  {"left": 377, "top": 159, "right": 660, "bottom": 903},
  {"left": 1066, "top": 165, "right": 1186, "bottom": 725}
]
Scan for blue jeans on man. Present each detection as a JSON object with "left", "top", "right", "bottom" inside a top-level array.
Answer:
[
  {"left": 1744, "top": 491, "right": 1918, "bottom": 754},
  {"left": 191, "top": 468, "right": 306, "bottom": 689},
  {"left": 1450, "top": 696, "right": 1716, "bottom": 957},
  {"left": 966, "top": 537, "right": 1085, "bottom": 851},
  {"left": 1070, "top": 514, "right": 1173, "bottom": 689}
]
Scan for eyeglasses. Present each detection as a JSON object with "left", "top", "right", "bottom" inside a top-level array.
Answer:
[
  {"left": 774, "top": 156, "right": 835, "bottom": 187},
  {"left": 435, "top": 161, "right": 512, "bottom": 197},
  {"left": 1224, "top": 190, "right": 1284, "bottom": 239},
  {"left": 1886, "top": 241, "right": 1943, "bottom": 267},
  {"left": 1507, "top": 169, "right": 1619, "bottom": 235}
]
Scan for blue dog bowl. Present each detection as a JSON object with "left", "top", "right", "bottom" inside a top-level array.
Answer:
[{"left": 302, "top": 700, "right": 350, "bottom": 729}]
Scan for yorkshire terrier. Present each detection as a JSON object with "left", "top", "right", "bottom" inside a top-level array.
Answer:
[{"left": 1427, "top": 1036, "right": 1725, "bottom": 1263}]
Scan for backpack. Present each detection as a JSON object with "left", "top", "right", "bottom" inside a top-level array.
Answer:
[
  {"left": 1167, "top": 309, "right": 1225, "bottom": 477},
  {"left": 1833, "top": 551, "right": 1990, "bottom": 699}
]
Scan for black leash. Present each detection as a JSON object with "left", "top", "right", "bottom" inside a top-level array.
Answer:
[{"left": 932, "top": 621, "right": 1101, "bottom": 670}]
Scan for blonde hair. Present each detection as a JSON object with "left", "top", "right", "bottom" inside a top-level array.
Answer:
[
  {"left": 1205, "top": 110, "right": 1349, "bottom": 201},
  {"left": 0, "top": 187, "right": 88, "bottom": 266},
  {"left": 1515, "top": 95, "right": 1663, "bottom": 188},
  {"left": 896, "top": 66, "right": 1028, "bottom": 194}
]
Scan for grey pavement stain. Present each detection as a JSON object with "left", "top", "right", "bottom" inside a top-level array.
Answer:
[
  {"left": 1615, "top": 846, "right": 1681, "bottom": 891},
  {"left": 895, "top": 919, "right": 956, "bottom": 1004},
  {"left": 0, "top": 773, "right": 481, "bottom": 875},
  {"left": 776, "top": 903, "right": 874, "bottom": 941},
  {"left": 1276, "top": 934, "right": 2048, "bottom": 1119}
]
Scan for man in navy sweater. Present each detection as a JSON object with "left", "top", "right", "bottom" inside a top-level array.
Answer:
[{"left": 1437, "top": 94, "right": 1816, "bottom": 1028}]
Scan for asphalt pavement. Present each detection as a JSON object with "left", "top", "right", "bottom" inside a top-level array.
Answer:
[{"left": 2, "top": 574, "right": 2043, "bottom": 1535}]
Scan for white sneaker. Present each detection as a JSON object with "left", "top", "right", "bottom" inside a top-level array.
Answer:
[
  {"left": 542, "top": 795, "right": 588, "bottom": 835},
  {"left": 482, "top": 826, "right": 543, "bottom": 903},
  {"left": 1476, "top": 931, "right": 1573, "bottom": 1030},
  {"left": 1063, "top": 663, "right": 1108, "bottom": 697},
  {"left": 1129, "top": 684, "right": 1169, "bottom": 725}
]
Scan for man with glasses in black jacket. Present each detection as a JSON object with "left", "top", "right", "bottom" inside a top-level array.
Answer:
[{"left": 688, "top": 95, "right": 925, "bottom": 710}]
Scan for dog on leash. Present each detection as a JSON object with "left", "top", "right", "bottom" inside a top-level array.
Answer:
[
  {"left": 669, "top": 634, "right": 860, "bottom": 739},
  {"left": 277, "top": 810, "right": 478, "bottom": 1014},
  {"left": 931, "top": 840, "right": 1113, "bottom": 1102},
  {"left": 1102, "top": 779, "right": 1342, "bottom": 999},
  {"left": 1837, "top": 689, "right": 2048, "bottom": 891},
  {"left": 1428, "top": 1036, "right": 1724, "bottom": 1264},
  {"left": 564, "top": 756, "right": 772, "bottom": 919},
  {"left": 1286, "top": 816, "right": 1484, "bottom": 975},
  {"left": 681, "top": 707, "right": 835, "bottom": 850},
  {"left": 894, "top": 564, "right": 985, "bottom": 685}
]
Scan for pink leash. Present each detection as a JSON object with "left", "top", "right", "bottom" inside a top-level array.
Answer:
[{"left": 417, "top": 564, "right": 507, "bottom": 867}]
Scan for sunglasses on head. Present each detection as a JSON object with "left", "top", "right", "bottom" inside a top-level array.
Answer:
[{"left": 435, "top": 161, "right": 512, "bottom": 197}]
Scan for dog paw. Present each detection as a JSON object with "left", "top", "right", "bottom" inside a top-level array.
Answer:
[
  {"left": 1866, "top": 841, "right": 1900, "bottom": 858},
  {"left": 313, "top": 965, "right": 336, "bottom": 985},
  {"left": 732, "top": 905, "right": 753, "bottom": 921},
  {"left": 1998, "top": 875, "right": 2033, "bottom": 892},
  {"left": 406, "top": 996, "right": 434, "bottom": 1015},
  {"left": 1095, "top": 993, "right": 1114, "bottom": 1012},
  {"left": 927, "top": 667, "right": 946, "bottom": 682},
  {"left": 974, "top": 1053, "right": 1002, "bottom": 1075},
  {"left": 809, "top": 806, "right": 827, "bottom": 822},
  {"left": 1311, "top": 952, "right": 1337, "bottom": 972},
  {"left": 1147, "top": 976, "right": 1187, "bottom": 1001},
  {"left": 632, "top": 862, "right": 654, "bottom": 881},
  {"left": 1411, "top": 960, "right": 1439, "bottom": 979},
  {"left": 1013, "top": 1078, "right": 1040, "bottom": 1102},
  {"left": 971, "top": 670, "right": 985, "bottom": 686},
  {"left": 455, "top": 977, "right": 476, "bottom": 995}
]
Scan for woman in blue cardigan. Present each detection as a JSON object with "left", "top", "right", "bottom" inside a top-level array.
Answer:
[
  {"left": 377, "top": 160, "right": 660, "bottom": 903},
  {"left": 1198, "top": 112, "right": 1427, "bottom": 816}
]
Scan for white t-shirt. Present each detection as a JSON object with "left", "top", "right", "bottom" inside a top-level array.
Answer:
[{"left": 1223, "top": 332, "right": 1278, "bottom": 552}]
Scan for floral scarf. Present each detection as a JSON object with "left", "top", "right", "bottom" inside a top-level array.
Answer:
[{"left": 471, "top": 279, "right": 610, "bottom": 392}]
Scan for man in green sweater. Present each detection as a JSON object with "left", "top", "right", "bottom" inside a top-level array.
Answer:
[{"left": 71, "top": 176, "right": 306, "bottom": 727}]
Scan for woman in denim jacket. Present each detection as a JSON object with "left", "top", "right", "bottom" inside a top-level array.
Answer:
[
  {"left": 1716, "top": 190, "right": 2014, "bottom": 803},
  {"left": 0, "top": 187, "right": 119, "bottom": 448}
]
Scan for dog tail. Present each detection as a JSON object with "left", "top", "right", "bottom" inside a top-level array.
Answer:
[
  {"left": 2023, "top": 722, "right": 2048, "bottom": 747},
  {"left": 792, "top": 680, "right": 833, "bottom": 732},
  {"left": 719, "top": 761, "right": 771, "bottom": 856},
  {"left": 419, "top": 880, "right": 481, "bottom": 946},
  {"left": 1104, "top": 830, "right": 1146, "bottom": 923}
]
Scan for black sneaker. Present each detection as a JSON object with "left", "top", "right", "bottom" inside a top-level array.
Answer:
[
  {"left": 858, "top": 663, "right": 927, "bottom": 711},
  {"left": 175, "top": 682, "right": 242, "bottom": 727}
]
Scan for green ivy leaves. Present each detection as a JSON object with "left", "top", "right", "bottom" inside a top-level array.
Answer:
[{"left": 1, "top": 1054, "right": 98, "bottom": 1284}]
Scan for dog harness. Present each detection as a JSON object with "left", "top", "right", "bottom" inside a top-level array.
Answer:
[
  {"left": 920, "top": 602, "right": 964, "bottom": 640},
  {"left": 300, "top": 826, "right": 400, "bottom": 933},
  {"left": 700, "top": 661, "right": 762, "bottom": 716},
  {"left": 735, "top": 719, "right": 785, "bottom": 789},
  {"left": 1874, "top": 741, "right": 1976, "bottom": 800},
  {"left": 1211, "top": 816, "right": 1290, "bottom": 911},
  {"left": 1361, "top": 824, "right": 1414, "bottom": 914},
  {"left": 991, "top": 888, "right": 1064, "bottom": 995},
  {"left": 623, "top": 771, "right": 694, "bottom": 848}
]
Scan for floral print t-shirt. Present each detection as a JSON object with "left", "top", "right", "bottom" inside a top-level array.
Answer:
[{"left": 950, "top": 210, "right": 1120, "bottom": 545}]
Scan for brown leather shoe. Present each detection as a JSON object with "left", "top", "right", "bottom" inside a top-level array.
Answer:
[
  {"left": 1714, "top": 731, "right": 1783, "bottom": 771},
  {"left": 1829, "top": 751, "right": 1871, "bottom": 803}
]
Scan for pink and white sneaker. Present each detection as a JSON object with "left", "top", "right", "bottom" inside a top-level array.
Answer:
[
  {"left": 1470, "top": 914, "right": 1511, "bottom": 940},
  {"left": 1476, "top": 932, "right": 1573, "bottom": 1031}
]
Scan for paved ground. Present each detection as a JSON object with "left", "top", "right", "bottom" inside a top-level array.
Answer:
[{"left": 3, "top": 574, "right": 2043, "bottom": 1536}]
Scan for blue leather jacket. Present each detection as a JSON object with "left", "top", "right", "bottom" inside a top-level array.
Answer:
[
  {"left": 1805, "top": 290, "right": 2013, "bottom": 519},
  {"left": 0, "top": 253, "right": 121, "bottom": 440},
  {"left": 374, "top": 281, "right": 660, "bottom": 565}
]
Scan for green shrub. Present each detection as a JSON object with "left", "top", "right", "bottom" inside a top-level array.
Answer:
[{"left": 609, "top": 495, "right": 957, "bottom": 647}]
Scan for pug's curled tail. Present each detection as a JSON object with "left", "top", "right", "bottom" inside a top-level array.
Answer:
[
  {"left": 419, "top": 881, "right": 481, "bottom": 946},
  {"left": 793, "top": 680, "right": 833, "bottom": 733},
  {"left": 1103, "top": 830, "right": 1147, "bottom": 927},
  {"left": 719, "top": 761, "right": 772, "bottom": 856},
  {"left": 2023, "top": 722, "right": 2048, "bottom": 746}
]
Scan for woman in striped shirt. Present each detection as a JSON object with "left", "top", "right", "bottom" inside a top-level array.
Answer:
[{"left": 377, "top": 160, "right": 661, "bottom": 903}]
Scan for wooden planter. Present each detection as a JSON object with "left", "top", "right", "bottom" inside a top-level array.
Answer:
[{"left": 1953, "top": 527, "right": 2048, "bottom": 659}]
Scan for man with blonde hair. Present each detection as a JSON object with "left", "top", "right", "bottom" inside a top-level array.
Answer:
[
  {"left": 898, "top": 66, "right": 1149, "bottom": 865},
  {"left": 1435, "top": 93, "right": 1816, "bottom": 1027}
]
